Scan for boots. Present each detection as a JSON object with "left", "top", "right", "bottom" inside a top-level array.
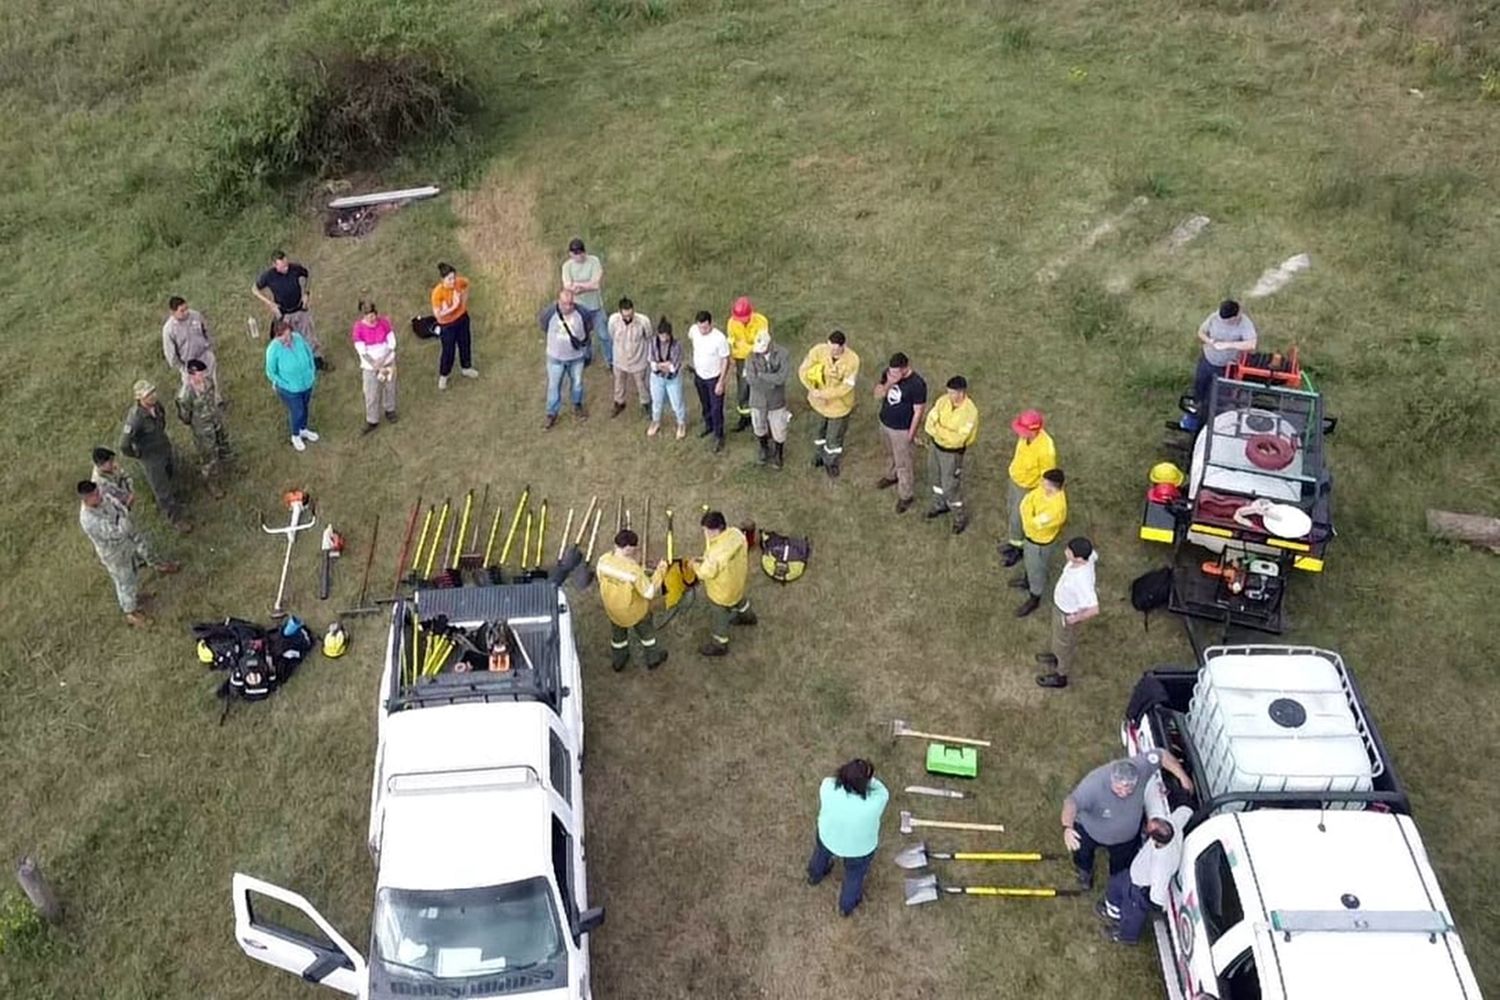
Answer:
[
  {"left": 734, "top": 414, "right": 751, "bottom": 432},
  {"left": 645, "top": 649, "right": 668, "bottom": 670},
  {"left": 732, "top": 606, "right": 758, "bottom": 626},
  {"left": 699, "top": 641, "right": 728, "bottom": 657},
  {"left": 951, "top": 511, "right": 969, "bottom": 535},
  {"left": 825, "top": 459, "right": 841, "bottom": 479},
  {"left": 756, "top": 434, "right": 770, "bottom": 465},
  {"left": 1000, "top": 544, "right": 1023, "bottom": 567},
  {"left": 771, "top": 442, "right": 784, "bottom": 469},
  {"left": 1015, "top": 594, "right": 1041, "bottom": 618}
]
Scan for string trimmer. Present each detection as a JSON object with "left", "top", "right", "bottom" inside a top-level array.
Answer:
[{"left": 260, "top": 490, "right": 317, "bottom": 620}]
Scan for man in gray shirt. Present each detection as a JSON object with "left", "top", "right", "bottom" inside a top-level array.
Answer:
[
  {"left": 1181, "top": 299, "right": 1257, "bottom": 431},
  {"left": 162, "top": 296, "right": 223, "bottom": 406},
  {"left": 538, "top": 288, "right": 591, "bottom": 428},
  {"left": 1061, "top": 750, "right": 1193, "bottom": 888}
]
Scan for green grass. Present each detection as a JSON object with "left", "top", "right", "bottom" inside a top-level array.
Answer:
[{"left": 3, "top": 0, "right": 1500, "bottom": 997}]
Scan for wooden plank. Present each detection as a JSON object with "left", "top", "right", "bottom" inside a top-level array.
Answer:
[
  {"left": 327, "top": 186, "right": 441, "bottom": 210},
  {"left": 1426, "top": 509, "right": 1500, "bottom": 554}
]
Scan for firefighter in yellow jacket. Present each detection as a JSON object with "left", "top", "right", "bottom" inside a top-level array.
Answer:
[
  {"left": 798, "top": 330, "right": 860, "bottom": 478},
  {"left": 1012, "top": 468, "right": 1068, "bottom": 618},
  {"left": 727, "top": 296, "right": 769, "bottom": 433},
  {"left": 923, "top": 375, "right": 980, "bottom": 534},
  {"left": 1000, "top": 409, "right": 1057, "bottom": 567},
  {"left": 692, "top": 510, "right": 757, "bottom": 657},
  {"left": 597, "top": 528, "right": 668, "bottom": 671}
]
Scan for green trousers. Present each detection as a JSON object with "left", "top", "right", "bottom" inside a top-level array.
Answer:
[
  {"left": 1023, "top": 538, "right": 1056, "bottom": 597},
  {"left": 136, "top": 449, "right": 184, "bottom": 522},
  {"left": 927, "top": 447, "right": 966, "bottom": 512},
  {"left": 611, "top": 615, "right": 665, "bottom": 669},
  {"left": 812, "top": 415, "right": 848, "bottom": 468},
  {"left": 1050, "top": 607, "right": 1080, "bottom": 676},
  {"left": 709, "top": 597, "right": 753, "bottom": 648},
  {"left": 1006, "top": 481, "right": 1027, "bottom": 548}
]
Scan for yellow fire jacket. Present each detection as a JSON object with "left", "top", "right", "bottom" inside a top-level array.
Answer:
[
  {"left": 924, "top": 395, "right": 979, "bottom": 451},
  {"left": 1020, "top": 486, "right": 1068, "bottom": 545},
  {"left": 727, "top": 312, "right": 769, "bottom": 362},
  {"left": 1008, "top": 429, "right": 1057, "bottom": 490},
  {"left": 696, "top": 527, "right": 748, "bottom": 607},
  {"left": 597, "top": 551, "right": 664, "bottom": 628},
  {"left": 798, "top": 343, "right": 860, "bottom": 418}
]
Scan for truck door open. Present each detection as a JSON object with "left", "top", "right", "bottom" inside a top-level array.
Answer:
[{"left": 231, "top": 873, "right": 366, "bottom": 995}]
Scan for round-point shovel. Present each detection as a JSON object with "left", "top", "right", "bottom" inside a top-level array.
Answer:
[
  {"left": 893, "top": 841, "right": 1057, "bottom": 870},
  {"left": 903, "top": 874, "right": 1082, "bottom": 906}
]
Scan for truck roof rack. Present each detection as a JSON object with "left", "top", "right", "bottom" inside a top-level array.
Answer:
[{"left": 1268, "top": 908, "right": 1454, "bottom": 942}]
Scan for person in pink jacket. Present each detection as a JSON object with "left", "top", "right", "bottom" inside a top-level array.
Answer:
[{"left": 351, "top": 300, "right": 398, "bottom": 433}]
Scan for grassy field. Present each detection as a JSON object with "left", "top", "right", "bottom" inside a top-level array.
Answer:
[{"left": 2, "top": 0, "right": 1499, "bottom": 997}]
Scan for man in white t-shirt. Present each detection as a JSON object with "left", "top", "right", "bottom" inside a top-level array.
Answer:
[
  {"left": 688, "top": 310, "right": 731, "bottom": 452},
  {"left": 1180, "top": 299, "right": 1257, "bottom": 431},
  {"left": 1036, "top": 537, "right": 1099, "bottom": 689},
  {"left": 1100, "top": 805, "right": 1193, "bottom": 944}
]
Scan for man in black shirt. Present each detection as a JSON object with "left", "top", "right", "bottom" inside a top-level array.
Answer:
[
  {"left": 252, "top": 251, "right": 331, "bottom": 370},
  {"left": 872, "top": 352, "right": 927, "bottom": 513}
]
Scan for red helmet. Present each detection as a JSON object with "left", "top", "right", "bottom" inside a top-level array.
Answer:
[
  {"left": 1148, "top": 482, "right": 1182, "bottom": 504},
  {"left": 732, "top": 296, "right": 753, "bottom": 321}
]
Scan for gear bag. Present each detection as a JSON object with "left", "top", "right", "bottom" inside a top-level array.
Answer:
[
  {"left": 1129, "top": 566, "right": 1173, "bottom": 630},
  {"left": 191, "top": 616, "right": 313, "bottom": 706},
  {"left": 759, "top": 531, "right": 810, "bottom": 583}
]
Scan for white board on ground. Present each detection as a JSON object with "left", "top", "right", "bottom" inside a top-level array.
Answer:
[
  {"left": 1035, "top": 195, "right": 1150, "bottom": 284},
  {"left": 328, "top": 186, "right": 442, "bottom": 209},
  {"left": 1247, "top": 253, "right": 1310, "bottom": 298}
]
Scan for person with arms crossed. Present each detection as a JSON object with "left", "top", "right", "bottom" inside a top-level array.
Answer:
[
  {"left": 431, "top": 262, "right": 478, "bottom": 390},
  {"left": 1012, "top": 468, "right": 1067, "bottom": 618},
  {"left": 351, "top": 300, "right": 398, "bottom": 433},
  {"left": 923, "top": 375, "right": 979, "bottom": 533},
  {"left": 798, "top": 330, "right": 860, "bottom": 478},
  {"left": 252, "top": 251, "right": 329, "bottom": 369},
  {"left": 562, "top": 238, "right": 607, "bottom": 368}
]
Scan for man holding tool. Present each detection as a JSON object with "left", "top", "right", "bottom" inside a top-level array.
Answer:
[
  {"left": 597, "top": 529, "right": 668, "bottom": 671},
  {"left": 693, "top": 510, "right": 755, "bottom": 657},
  {"left": 1061, "top": 752, "right": 1192, "bottom": 890},
  {"left": 798, "top": 330, "right": 860, "bottom": 477}
]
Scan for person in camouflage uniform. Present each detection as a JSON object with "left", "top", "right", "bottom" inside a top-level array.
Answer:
[
  {"left": 175, "top": 360, "right": 231, "bottom": 499},
  {"left": 78, "top": 481, "right": 179, "bottom": 628},
  {"left": 90, "top": 447, "right": 136, "bottom": 509},
  {"left": 119, "top": 379, "right": 191, "bottom": 532}
]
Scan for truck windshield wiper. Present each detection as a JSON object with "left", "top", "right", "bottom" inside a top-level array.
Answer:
[{"left": 379, "top": 956, "right": 438, "bottom": 979}]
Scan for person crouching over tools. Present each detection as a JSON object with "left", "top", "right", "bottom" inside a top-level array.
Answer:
[
  {"left": 597, "top": 529, "right": 668, "bottom": 672},
  {"left": 78, "top": 480, "right": 179, "bottom": 628},
  {"left": 693, "top": 510, "right": 756, "bottom": 657},
  {"left": 807, "top": 758, "right": 889, "bottom": 917}
]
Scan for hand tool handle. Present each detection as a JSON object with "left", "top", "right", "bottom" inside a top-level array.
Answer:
[
  {"left": 425, "top": 499, "right": 451, "bottom": 579},
  {"left": 355, "top": 514, "right": 380, "bottom": 605},
  {"left": 961, "top": 886, "right": 1078, "bottom": 898},
  {"left": 319, "top": 550, "right": 332, "bottom": 600},
  {"left": 558, "top": 508, "right": 576, "bottom": 562},
  {"left": 900, "top": 730, "right": 992, "bottom": 748},
  {"left": 953, "top": 852, "right": 1045, "bottom": 863},
  {"left": 905, "top": 785, "right": 966, "bottom": 799},
  {"left": 665, "top": 509, "right": 675, "bottom": 562},
  {"left": 522, "top": 510, "right": 533, "bottom": 571},
  {"left": 409, "top": 505, "right": 435, "bottom": 574},
  {"left": 482, "top": 498, "right": 506, "bottom": 567},
  {"left": 584, "top": 507, "right": 603, "bottom": 560},
  {"left": 916, "top": 819, "right": 1005, "bottom": 833},
  {"left": 534, "top": 500, "right": 548, "bottom": 568},
  {"left": 642, "top": 497, "right": 651, "bottom": 564},
  {"left": 450, "top": 489, "right": 475, "bottom": 570},
  {"left": 575, "top": 496, "right": 598, "bottom": 545},
  {"left": 499, "top": 486, "right": 530, "bottom": 567},
  {"left": 393, "top": 501, "right": 421, "bottom": 595}
]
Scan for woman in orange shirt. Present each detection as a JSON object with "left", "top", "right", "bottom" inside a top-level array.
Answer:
[{"left": 431, "top": 262, "right": 477, "bottom": 390}]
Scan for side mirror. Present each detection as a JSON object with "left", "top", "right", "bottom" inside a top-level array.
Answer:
[
  {"left": 575, "top": 907, "right": 605, "bottom": 936},
  {"left": 1321, "top": 415, "right": 1337, "bottom": 436}
]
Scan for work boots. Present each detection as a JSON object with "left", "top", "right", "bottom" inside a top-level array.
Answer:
[
  {"left": 771, "top": 442, "right": 784, "bottom": 469},
  {"left": 699, "top": 641, "right": 728, "bottom": 657},
  {"left": 645, "top": 648, "right": 668, "bottom": 670},
  {"left": 825, "top": 459, "right": 841, "bottom": 479},
  {"left": 951, "top": 511, "right": 969, "bottom": 535},
  {"left": 1000, "top": 544, "right": 1023, "bottom": 567},
  {"left": 1015, "top": 594, "right": 1041, "bottom": 618},
  {"left": 756, "top": 434, "right": 771, "bottom": 465},
  {"left": 732, "top": 606, "right": 758, "bottom": 626},
  {"left": 734, "top": 414, "right": 751, "bottom": 432}
]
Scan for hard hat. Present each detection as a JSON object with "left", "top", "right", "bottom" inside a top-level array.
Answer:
[
  {"left": 732, "top": 296, "right": 753, "bottom": 321},
  {"left": 132, "top": 379, "right": 156, "bottom": 399},
  {"left": 322, "top": 622, "right": 348, "bottom": 658},
  {"left": 1149, "top": 462, "right": 1186, "bottom": 487},
  {"left": 1148, "top": 482, "right": 1182, "bottom": 504},
  {"left": 1010, "top": 409, "right": 1045, "bottom": 435},
  {"left": 805, "top": 362, "right": 826, "bottom": 389},
  {"left": 197, "top": 639, "right": 215, "bottom": 664}
]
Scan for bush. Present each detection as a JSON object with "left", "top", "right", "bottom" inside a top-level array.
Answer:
[{"left": 194, "top": 41, "right": 473, "bottom": 210}]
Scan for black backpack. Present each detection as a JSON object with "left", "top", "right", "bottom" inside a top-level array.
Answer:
[
  {"left": 759, "top": 531, "right": 811, "bottom": 583},
  {"left": 193, "top": 617, "right": 313, "bottom": 712},
  {"left": 1129, "top": 567, "right": 1173, "bottom": 630},
  {"left": 410, "top": 315, "right": 439, "bottom": 340}
]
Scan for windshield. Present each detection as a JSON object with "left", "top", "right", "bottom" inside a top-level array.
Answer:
[{"left": 374, "top": 879, "right": 564, "bottom": 979}]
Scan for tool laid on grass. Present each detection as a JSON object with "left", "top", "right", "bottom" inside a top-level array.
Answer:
[
  {"left": 891, "top": 718, "right": 991, "bottom": 748},
  {"left": 423, "top": 498, "right": 452, "bottom": 582},
  {"left": 572, "top": 504, "right": 605, "bottom": 588},
  {"left": 318, "top": 524, "right": 345, "bottom": 600},
  {"left": 341, "top": 514, "right": 382, "bottom": 617},
  {"left": 899, "top": 811, "right": 1004, "bottom": 835},
  {"left": 903, "top": 874, "right": 1081, "bottom": 906},
  {"left": 926, "top": 743, "right": 979, "bottom": 779},
  {"left": 490, "top": 485, "right": 530, "bottom": 583},
  {"left": 905, "top": 785, "right": 968, "bottom": 800},
  {"left": 260, "top": 490, "right": 317, "bottom": 620},
  {"left": 893, "top": 842, "right": 1058, "bottom": 870}
]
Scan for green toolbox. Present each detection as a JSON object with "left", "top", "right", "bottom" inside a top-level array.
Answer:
[{"left": 925, "top": 742, "right": 978, "bottom": 779}]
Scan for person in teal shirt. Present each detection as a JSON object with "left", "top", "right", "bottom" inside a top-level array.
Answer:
[
  {"left": 264, "top": 320, "right": 320, "bottom": 451},
  {"left": 807, "top": 758, "right": 889, "bottom": 916}
]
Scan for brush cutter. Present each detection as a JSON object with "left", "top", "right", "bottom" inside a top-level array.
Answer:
[
  {"left": 899, "top": 811, "right": 1004, "bottom": 835},
  {"left": 318, "top": 525, "right": 345, "bottom": 600},
  {"left": 389, "top": 498, "right": 422, "bottom": 599},
  {"left": 340, "top": 514, "right": 382, "bottom": 617},
  {"left": 260, "top": 490, "right": 317, "bottom": 620},
  {"left": 891, "top": 719, "right": 991, "bottom": 748},
  {"left": 489, "top": 485, "right": 530, "bottom": 583},
  {"left": 893, "top": 842, "right": 1059, "bottom": 870},
  {"left": 903, "top": 874, "right": 1081, "bottom": 906}
]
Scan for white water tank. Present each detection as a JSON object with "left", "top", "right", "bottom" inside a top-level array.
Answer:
[{"left": 1187, "top": 649, "right": 1377, "bottom": 810}]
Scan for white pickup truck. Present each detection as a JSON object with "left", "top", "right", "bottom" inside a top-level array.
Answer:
[
  {"left": 231, "top": 581, "right": 603, "bottom": 999},
  {"left": 1123, "top": 645, "right": 1482, "bottom": 1000}
]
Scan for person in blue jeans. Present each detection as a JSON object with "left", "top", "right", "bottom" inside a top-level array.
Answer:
[
  {"left": 646, "top": 318, "right": 688, "bottom": 439},
  {"left": 807, "top": 758, "right": 889, "bottom": 916},
  {"left": 264, "top": 320, "right": 319, "bottom": 452},
  {"left": 538, "top": 289, "right": 591, "bottom": 428}
]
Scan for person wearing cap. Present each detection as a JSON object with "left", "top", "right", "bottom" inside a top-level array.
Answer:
[
  {"left": 726, "top": 296, "right": 769, "bottom": 433},
  {"left": 1180, "top": 299, "right": 1257, "bottom": 431},
  {"left": 1036, "top": 537, "right": 1099, "bottom": 689},
  {"left": 1061, "top": 750, "right": 1192, "bottom": 890},
  {"left": 646, "top": 317, "right": 688, "bottom": 439},
  {"left": 922, "top": 375, "right": 979, "bottom": 533},
  {"left": 606, "top": 297, "right": 653, "bottom": 418},
  {"left": 688, "top": 310, "right": 731, "bottom": 451},
  {"left": 351, "top": 299, "right": 398, "bottom": 433},
  {"left": 90, "top": 447, "right": 135, "bottom": 509},
  {"left": 596, "top": 529, "right": 668, "bottom": 671},
  {"left": 118, "top": 379, "right": 190, "bottom": 532},
  {"left": 1000, "top": 409, "right": 1057, "bottom": 567},
  {"left": 161, "top": 296, "right": 222, "bottom": 406},
  {"left": 431, "top": 262, "right": 478, "bottom": 390},
  {"left": 252, "top": 251, "right": 329, "bottom": 369},
  {"left": 538, "top": 288, "right": 591, "bottom": 428},
  {"left": 78, "top": 479, "right": 179, "bottom": 628},
  {"left": 873, "top": 353, "right": 927, "bottom": 514},
  {"left": 807, "top": 758, "right": 890, "bottom": 918},
  {"left": 174, "top": 359, "right": 231, "bottom": 499},
  {"left": 797, "top": 330, "right": 860, "bottom": 478},
  {"left": 265, "top": 318, "right": 320, "bottom": 452},
  {"left": 743, "top": 327, "right": 792, "bottom": 469},
  {"left": 1012, "top": 468, "right": 1068, "bottom": 617},
  {"left": 692, "top": 510, "right": 756, "bottom": 657},
  {"left": 562, "top": 238, "right": 608, "bottom": 367}
]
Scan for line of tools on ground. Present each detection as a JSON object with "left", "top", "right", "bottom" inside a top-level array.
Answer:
[{"left": 890, "top": 718, "right": 1081, "bottom": 906}]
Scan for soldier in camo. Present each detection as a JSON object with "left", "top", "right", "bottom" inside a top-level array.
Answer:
[
  {"left": 90, "top": 447, "right": 136, "bottom": 509},
  {"left": 78, "top": 480, "right": 179, "bottom": 628},
  {"left": 119, "top": 379, "right": 191, "bottom": 532},
  {"left": 175, "top": 359, "right": 231, "bottom": 499}
]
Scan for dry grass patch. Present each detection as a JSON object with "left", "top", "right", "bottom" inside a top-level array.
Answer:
[{"left": 455, "top": 165, "right": 556, "bottom": 317}]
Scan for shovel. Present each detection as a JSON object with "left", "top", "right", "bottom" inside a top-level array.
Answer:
[
  {"left": 899, "top": 811, "right": 1004, "bottom": 835},
  {"left": 571, "top": 506, "right": 605, "bottom": 588},
  {"left": 891, "top": 718, "right": 991, "bottom": 748},
  {"left": 487, "top": 485, "right": 530, "bottom": 584},
  {"left": 893, "top": 841, "right": 1057, "bottom": 870},
  {"left": 903, "top": 874, "right": 1081, "bottom": 906}
]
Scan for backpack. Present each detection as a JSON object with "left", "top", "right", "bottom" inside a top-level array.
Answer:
[
  {"left": 759, "top": 531, "right": 811, "bottom": 583},
  {"left": 410, "top": 315, "right": 439, "bottom": 340},
  {"left": 192, "top": 617, "right": 313, "bottom": 713},
  {"left": 1129, "top": 567, "right": 1173, "bottom": 630}
]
